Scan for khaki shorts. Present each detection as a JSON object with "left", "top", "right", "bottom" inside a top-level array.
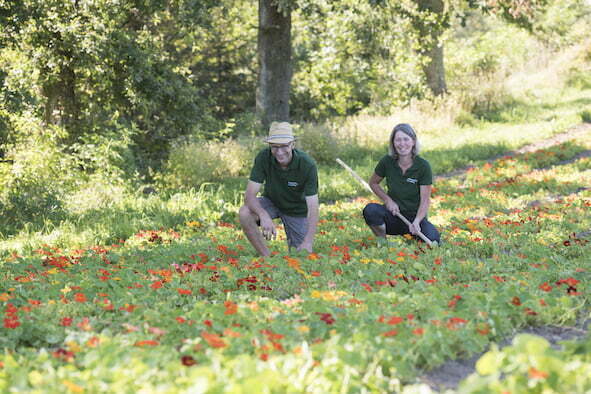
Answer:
[{"left": 258, "top": 197, "right": 308, "bottom": 248}]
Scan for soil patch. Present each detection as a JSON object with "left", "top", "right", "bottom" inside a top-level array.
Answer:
[
  {"left": 420, "top": 319, "right": 590, "bottom": 392},
  {"left": 435, "top": 122, "right": 591, "bottom": 181}
]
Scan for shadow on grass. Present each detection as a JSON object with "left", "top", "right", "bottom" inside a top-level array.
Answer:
[{"left": 474, "top": 95, "right": 591, "bottom": 123}]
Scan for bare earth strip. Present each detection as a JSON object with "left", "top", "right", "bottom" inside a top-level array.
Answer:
[
  {"left": 420, "top": 122, "right": 591, "bottom": 392},
  {"left": 435, "top": 122, "right": 591, "bottom": 181}
]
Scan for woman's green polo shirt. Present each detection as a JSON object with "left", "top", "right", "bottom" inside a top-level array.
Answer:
[
  {"left": 374, "top": 155, "right": 432, "bottom": 216},
  {"left": 249, "top": 148, "right": 318, "bottom": 217}
]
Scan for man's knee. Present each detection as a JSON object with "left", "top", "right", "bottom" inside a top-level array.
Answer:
[{"left": 238, "top": 205, "right": 256, "bottom": 224}]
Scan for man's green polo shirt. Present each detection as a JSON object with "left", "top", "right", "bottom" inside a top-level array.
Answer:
[
  {"left": 374, "top": 155, "right": 432, "bottom": 216},
  {"left": 249, "top": 148, "right": 318, "bottom": 217}
]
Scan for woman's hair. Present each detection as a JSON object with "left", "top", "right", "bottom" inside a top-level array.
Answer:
[{"left": 388, "top": 123, "right": 421, "bottom": 158}]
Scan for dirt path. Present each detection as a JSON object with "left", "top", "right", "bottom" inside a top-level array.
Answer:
[
  {"left": 420, "top": 319, "right": 590, "bottom": 391},
  {"left": 435, "top": 122, "right": 591, "bottom": 181}
]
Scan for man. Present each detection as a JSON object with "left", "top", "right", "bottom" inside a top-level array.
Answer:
[{"left": 239, "top": 122, "right": 319, "bottom": 256}]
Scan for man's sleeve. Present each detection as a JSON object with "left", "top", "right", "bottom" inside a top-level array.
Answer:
[
  {"left": 374, "top": 156, "right": 387, "bottom": 178},
  {"left": 249, "top": 151, "right": 266, "bottom": 184},
  {"left": 304, "top": 164, "right": 319, "bottom": 196}
]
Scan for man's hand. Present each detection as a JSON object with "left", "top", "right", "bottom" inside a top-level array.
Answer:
[
  {"left": 259, "top": 213, "right": 276, "bottom": 241},
  {"left": 296, "top": 239, "right": 313, "bottom": 253}
]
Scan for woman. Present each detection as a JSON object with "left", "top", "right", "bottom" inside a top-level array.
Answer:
[{"left": 362, "top": 123, "right": 440, "bottom": 244}]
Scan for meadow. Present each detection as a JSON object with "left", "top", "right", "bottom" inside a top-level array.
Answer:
[{"left": 1, "top": 11, "right": 591, "bottom": 394}]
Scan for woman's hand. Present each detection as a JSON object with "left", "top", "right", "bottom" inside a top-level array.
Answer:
[
  {"left": 409, "top": 219, "right": 421, "bottom": 235},
  {"left": 385, "top": 198, "right": 400, "bottom": 216}
]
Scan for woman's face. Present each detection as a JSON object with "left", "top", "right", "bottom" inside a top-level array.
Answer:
[{"left": 393, "top": 131, "right": 415, "bottom": 156}]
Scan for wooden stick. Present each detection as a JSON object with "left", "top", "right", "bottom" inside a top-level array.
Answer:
[{"left": 335, "top": 158, "right": 434, "bottom": 247}]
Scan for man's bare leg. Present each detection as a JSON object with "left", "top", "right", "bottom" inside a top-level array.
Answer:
[{"left": 239, "top": 205, "right": 271, "bottom": 257}]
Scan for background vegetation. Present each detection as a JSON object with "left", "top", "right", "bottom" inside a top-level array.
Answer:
[{"left": 0, "top": 0, "right": 590, "bottom": 252}]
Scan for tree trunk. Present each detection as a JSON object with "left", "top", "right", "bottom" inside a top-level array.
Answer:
[
  {"left": 257, "top": 0, "right": 291, "bottom": 130},
  {"left": 416, "top": 0, "right": 447, "bottom": 96}
]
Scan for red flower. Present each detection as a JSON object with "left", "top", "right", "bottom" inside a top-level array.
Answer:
[
  {"left": 511, "top": 296, "right": 521, "bottom": 306},
  {"left": 181, "top": 355, "right": 197, "bottom": 366},
  {"left": 177, "top": 288, "right": 192, "bottom": 295},
  {"left": 387, "top": 316, "right": 404, "bottom": 325},
  {"left": 524, "top": 308, "right": 538, "bottom": 316},
  {"left": 382, "top": 330, "right": 398, "bottom": 337},
  {"left": 150, "top": 281, "right": 164, "bottom": 289},
  {"left": 3, "top": 318, "right": 20, "bottom": 329},
  {"left": 316, "top": 312, "right": 335, "bottom": 325},
  {"left": 539, "top": 282, "right": 552, "bottom": 292},
  {"left": 74, "top": 293, "right": 87, "bottom": 303},
  {"left": 413, "top": 328, "right": 424, "bottom": 336},
  {"left": 60, "top": 317, "right": 73, "bottom": 327}
]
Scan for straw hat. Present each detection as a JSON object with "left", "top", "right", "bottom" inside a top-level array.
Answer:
[{"left": 265, "top": 122, "right": 295, "bottom": 144}]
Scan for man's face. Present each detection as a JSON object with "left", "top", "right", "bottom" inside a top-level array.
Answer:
[{"left": 269, "top": 141, "right": 294, "bottom": 167}]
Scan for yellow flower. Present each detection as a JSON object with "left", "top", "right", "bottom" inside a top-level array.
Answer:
[
  {"left": 66, "top": 341, "right": 81, "bottom": 353},
  {"left": 62, "top": 380, "right": 84, "bottom": 393},
  {"left": 60, "top": 286, "right": 72, "bottom": 294},
  {"left": 297, "top": 325, "right": 310, "bottom": 333}
]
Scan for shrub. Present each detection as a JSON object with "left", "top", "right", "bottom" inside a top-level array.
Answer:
[
  {"left": 159, "top": 138, "right": 252, "bottom": 190},
  {"left": 581, "top": 109, "right": 591, "bottom": 123},
  {"left": 296, "top": 123, "right": 341, "bottom": 164},
  {"left": 0, "top": 122, "right": 77, "bottom": 233}
]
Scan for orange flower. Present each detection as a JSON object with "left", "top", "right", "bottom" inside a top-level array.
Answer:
[
  {"left": 528, "top": 367, "right": 548, "bottom": 379},
  {"left": 77, "top": 317, "right": 92, "bottom": 331},
  {"left": 134, "top": 340, "right": 159, "bottom": 347},
  {"left": 224, "top": 301, "right": 238, "bottom": 315},
  {"left": 201, "top": 331, "right": 227, "bottom": 348},
  {"left": 223, "top": 328, "right": 242, "bottom": 338},
  {"left": 382, "top": 330, "right": 398, "bottom": 337},
  {"left": 86, "top": 336, "right": 100, "bottom": 347},
  {"left": 311, "top": 271, "right": 321, "bottom": 277},
  {"left": 413, "top": 328, "right": 425, "bottom": 336},
  {"left": 511, "top": 296, "right": 521, "bottom": 306},
  {"left": 177, "top": 288, "right": 192, "bottom": 295}
]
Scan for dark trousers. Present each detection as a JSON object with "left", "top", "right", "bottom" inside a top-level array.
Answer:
[{"left": 362, "top": 203, "right": 441, "bottom": 243}]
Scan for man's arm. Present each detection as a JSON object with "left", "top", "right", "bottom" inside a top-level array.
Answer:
[
  {"left": 244, "top": 180, "right": 276, "bottom": 240},
  {"left": 297, "top": 194, "right": 319, "bottom": 253}
]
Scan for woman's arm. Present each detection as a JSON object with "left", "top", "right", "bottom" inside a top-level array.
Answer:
[
  {"left": 369, "top": 173, "right": 399, "bottom": 215},
  {"left": 409, "top": 184, "right": 432, "bottom": 234}
]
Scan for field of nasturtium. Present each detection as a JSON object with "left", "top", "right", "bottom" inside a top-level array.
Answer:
[{"left": 1, "top": 133, "right": 590, "bottom": 393}]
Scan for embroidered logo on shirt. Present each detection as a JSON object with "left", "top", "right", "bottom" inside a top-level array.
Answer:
[
  {"left": 406, "top": 178, "right": 418, "bottom": 184},
  {"left": 287, "top": 181, "right": 299, "bottom": 187}
]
